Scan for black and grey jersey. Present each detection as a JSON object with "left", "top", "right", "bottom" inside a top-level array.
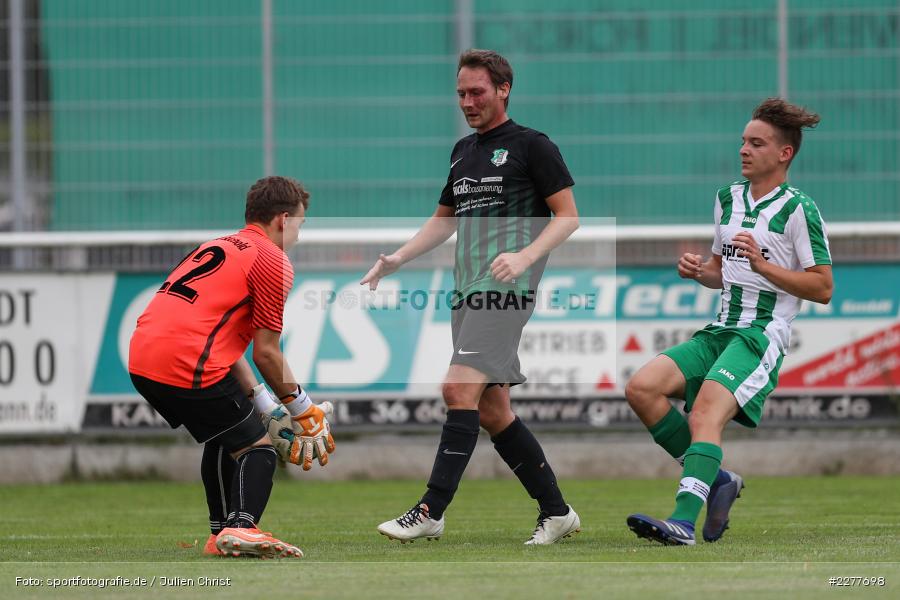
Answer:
[{"left": 438, "top": 119, "right": 574, "bottom": 296}]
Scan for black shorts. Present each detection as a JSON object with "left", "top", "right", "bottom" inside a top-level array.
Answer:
[
  {"left": 129, "top": 373, "right": 266, "bottom": 453},
  {"left": 449, "top": 291, "right": 536, "bottom": 386}
]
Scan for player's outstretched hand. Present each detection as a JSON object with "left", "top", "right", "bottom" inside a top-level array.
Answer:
[
  {"left": 360, "top": 253, "right": 403, "bottom": 291},
  {"left": 290, "top": 402, "right": 336, "bottom": 471},
  {"left": 677, "top": 253, "right": 704, "bottom": 279}
]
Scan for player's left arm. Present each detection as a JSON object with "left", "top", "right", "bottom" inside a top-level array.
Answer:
[
  {"left": 248, "top": 252, "right": 334, "bottom": 469},
  {"left": 491, "top": 188, "right": 579, "bottom": 283},
  {"left": 731, "top": 231, "right": 833, "bottom": 303}
]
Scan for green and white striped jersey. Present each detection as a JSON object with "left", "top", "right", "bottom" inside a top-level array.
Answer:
[{"left": 710, "top": 180, "right": 831, "bottom": 353}]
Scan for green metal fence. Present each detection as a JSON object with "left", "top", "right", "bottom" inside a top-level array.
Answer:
[{"left": 27, "top": 0, "right": 900, "bottom": 229}]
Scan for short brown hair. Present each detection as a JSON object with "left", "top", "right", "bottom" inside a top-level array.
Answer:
[
  {"left": 244, "top": 176, "right": 309, "bottom": 224},
  {"left": 752, "top": 98, "right": 820, "bottom": 161},
  {"left": 458, "top": 49, "right": 513, "bottom": 108}
]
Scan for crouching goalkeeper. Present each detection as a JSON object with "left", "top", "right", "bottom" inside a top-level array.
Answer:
[{"left": 128, "top": 176, "right": 334, "bottom": 558}]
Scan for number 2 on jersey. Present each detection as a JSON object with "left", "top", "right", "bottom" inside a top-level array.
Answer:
[{"left": 158, "top": 245, "right": 226, "bottom": 303}]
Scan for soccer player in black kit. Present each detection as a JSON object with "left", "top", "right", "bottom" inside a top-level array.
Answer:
[{"left": 362, "top": 49, "right": 582, "bottom": 545}]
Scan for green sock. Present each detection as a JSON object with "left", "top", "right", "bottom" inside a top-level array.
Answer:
[
  {"left": 648, "top": 407, "right": 692, "bottom": 464},
  {"left": 669, "top": 442, "right": 723, "bottom": 524}
]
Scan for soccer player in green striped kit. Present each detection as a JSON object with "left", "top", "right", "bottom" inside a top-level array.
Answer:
[{"left": 626, "top": 98, "right": 834, "bottom": 545}]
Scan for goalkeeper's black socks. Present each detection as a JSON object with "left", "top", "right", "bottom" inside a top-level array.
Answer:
[
  {"left": 492, "top": 417, "right": 568, "bottom": 517},
  {"left": 225, "top": 445, "right": 278, "bottom": 529},
  {"left": 420, "top": 409, "right": 480, "bottom": 520},
  {"left": 201, "top": 442, "right": 236, "bottom": 534}
]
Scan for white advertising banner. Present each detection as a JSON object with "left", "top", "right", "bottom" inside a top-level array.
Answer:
[
  {"left": 0, "top": 275, "right": 113, "bottom": 433},
  {"left": 2, "top": 263, "right": 898, "bottom": 433}
]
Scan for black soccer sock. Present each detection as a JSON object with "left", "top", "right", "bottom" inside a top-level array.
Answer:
[
  {"left": 201, "top": 442, "right": 236, "bottom": 534},
  {"left": 492, "top": 417, "right": 568, "bottom": 517},
  {"left": 420, "top": 409, "right": 480, "bottom": 520},
  {"left": 225, "top": 445, "right": 277, "bottom": 529}
]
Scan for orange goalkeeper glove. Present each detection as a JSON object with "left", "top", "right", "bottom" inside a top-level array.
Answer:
[{"left": 289, "top": 401, "right": 336, "bottom": 471}]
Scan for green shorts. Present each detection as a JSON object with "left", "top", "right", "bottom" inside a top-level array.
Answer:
[{"left": 661, "top": 325, "right": 784, "bottom": 427}]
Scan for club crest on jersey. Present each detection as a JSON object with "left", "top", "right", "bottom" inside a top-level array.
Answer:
[{"left": 490, "top": 148, "right": 509, "bottom": 166}]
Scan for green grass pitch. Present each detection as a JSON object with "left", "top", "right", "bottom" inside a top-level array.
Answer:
[{"left": 2, "top": 477, "right": 898, "bottom": 599}]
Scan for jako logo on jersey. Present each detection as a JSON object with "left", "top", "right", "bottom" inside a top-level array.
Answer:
[
  {"left": 491, "top": 148, "right": 509, "bottom": 166},
  {"left": 717, "top": 368, "right": 736, "bottom": 380},
  {"left": 743, "top": 216, "right": 758, "bottom": 224}
]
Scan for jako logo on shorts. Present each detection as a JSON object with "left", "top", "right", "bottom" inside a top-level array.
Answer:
[{"left": 717, "top": 368, "right": 736, "bottom": 380}]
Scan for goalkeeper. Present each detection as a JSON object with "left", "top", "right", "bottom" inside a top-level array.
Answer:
[{"left": 129, "top": 176, "right": 334, "bottom": 558}]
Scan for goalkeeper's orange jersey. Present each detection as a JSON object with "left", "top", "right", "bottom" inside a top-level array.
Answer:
[{"left": 128, "top": 224, "right": 294, "bottom": 389}]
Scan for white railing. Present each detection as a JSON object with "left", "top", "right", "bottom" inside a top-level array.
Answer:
[{"left": 2, "top": 222, "right": 899, "bottom": 248}]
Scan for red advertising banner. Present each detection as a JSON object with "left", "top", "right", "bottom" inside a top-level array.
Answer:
[{"left": 779, "top": 323, "right": 900, "bottom": 389}]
